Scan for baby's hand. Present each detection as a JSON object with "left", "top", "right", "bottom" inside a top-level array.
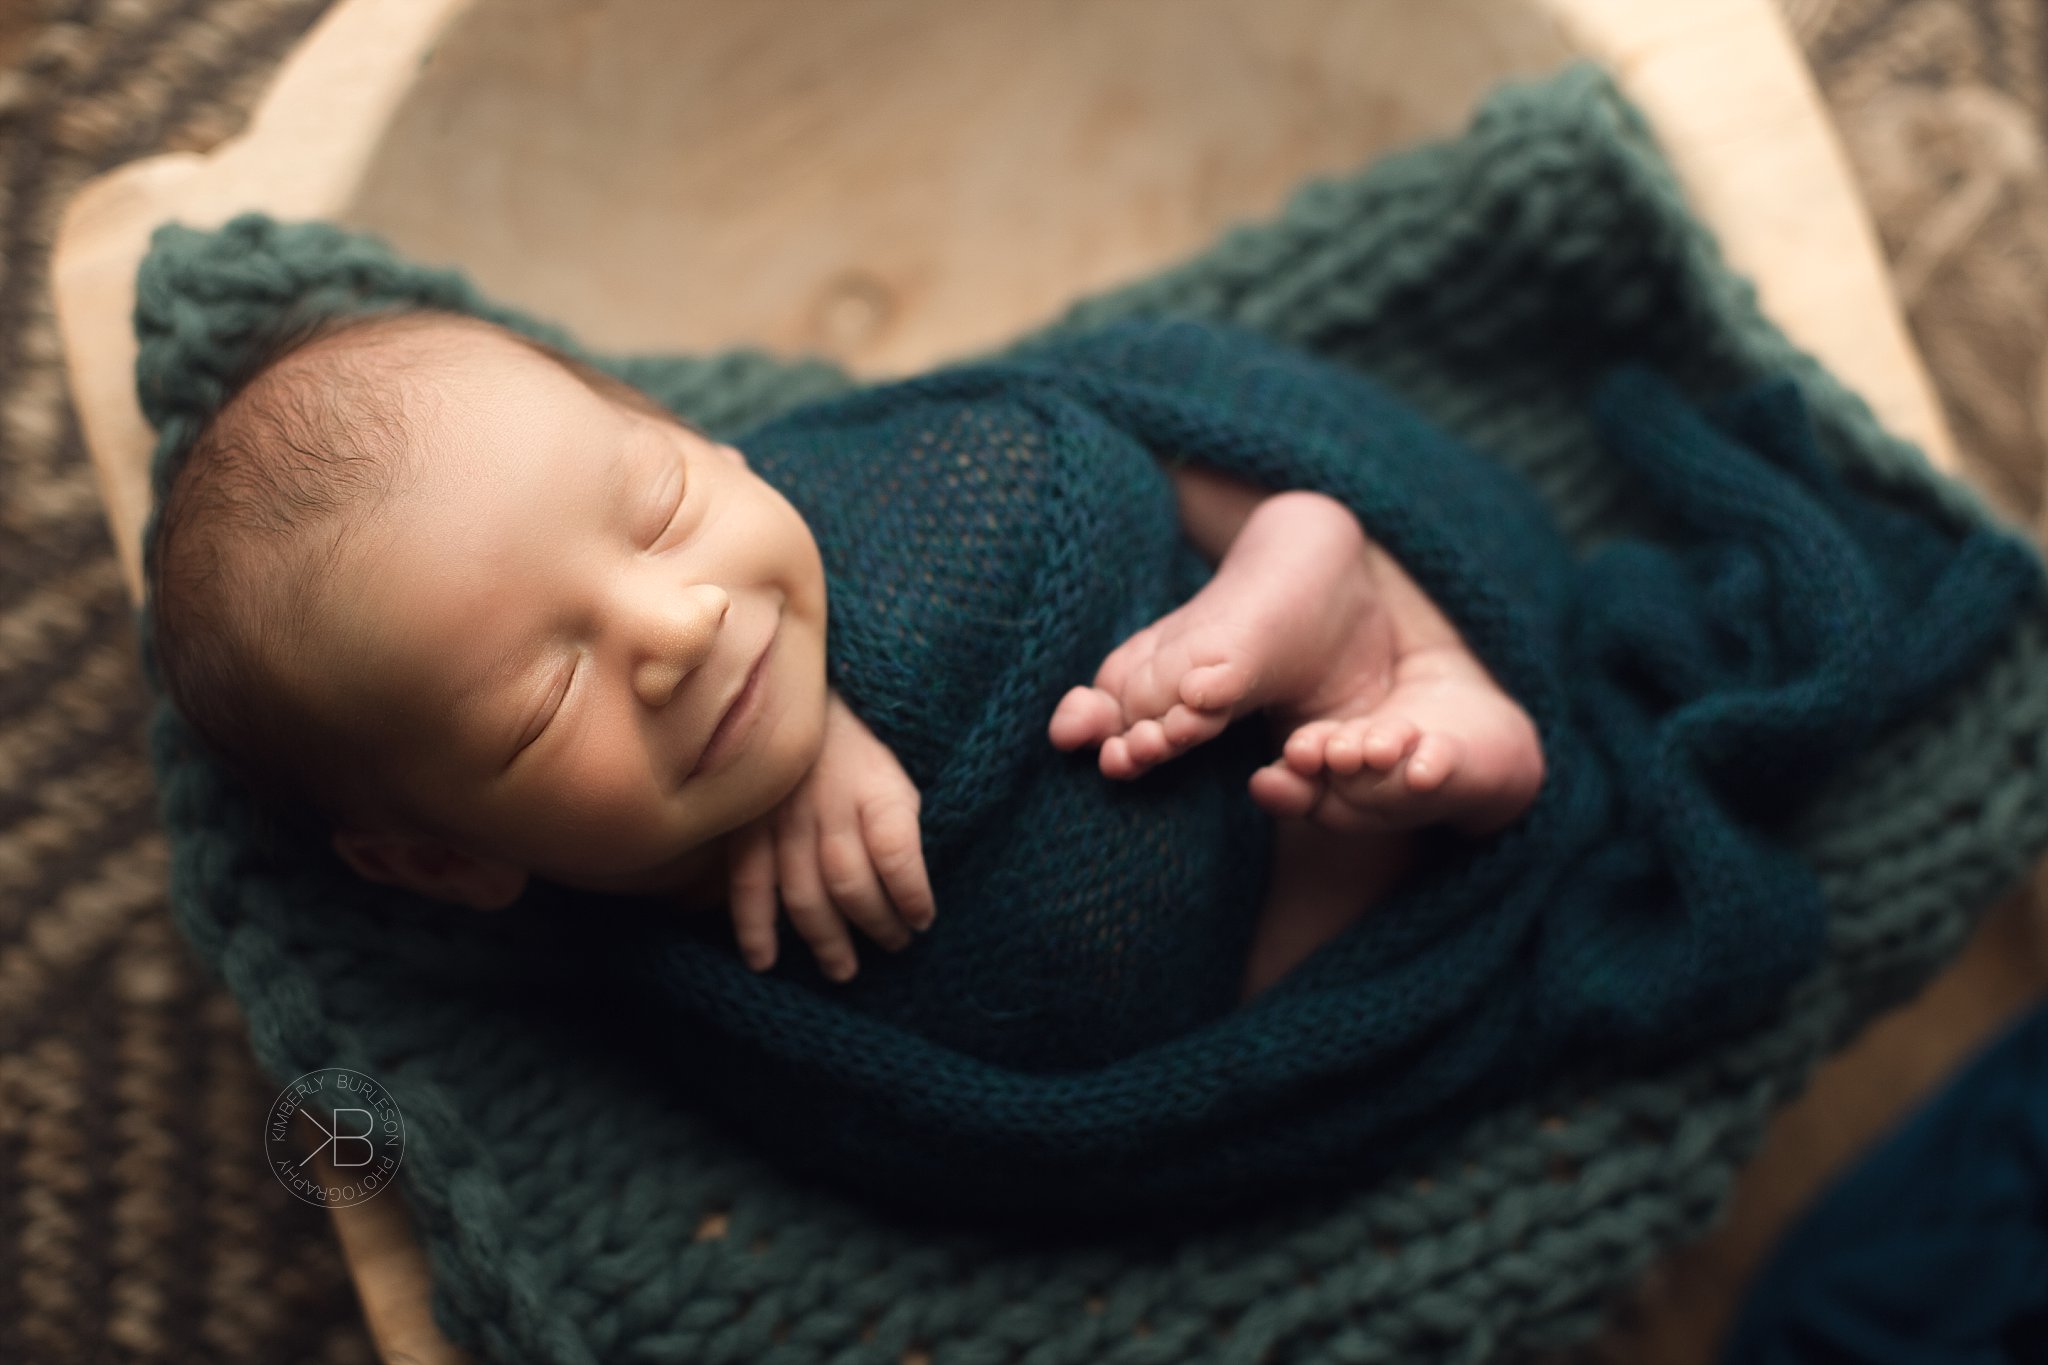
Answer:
[{"left": 726, "top": 690, "right": 935, "bottom": 982}]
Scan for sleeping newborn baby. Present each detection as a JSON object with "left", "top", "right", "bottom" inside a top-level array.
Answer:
[{"left": 145, "top": 309, "right": 1543, "bottom": 1011}]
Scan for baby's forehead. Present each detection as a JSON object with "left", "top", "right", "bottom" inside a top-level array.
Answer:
[
  {"left": 233, "top": 315, "right": 500, "bottom": 440},
  {"left": 320, "top": 315, "right": 656, "bottom": 417},
  {"left": 290, "top": 313, "right": 537, "bottom": 380},
  {"left": 233, "top": 313, "right": 677, "bottom": 519}
]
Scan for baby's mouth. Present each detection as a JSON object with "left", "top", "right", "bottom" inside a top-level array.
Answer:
[{"left": 686, "top": 618, "right": 777, "bottom": 780}]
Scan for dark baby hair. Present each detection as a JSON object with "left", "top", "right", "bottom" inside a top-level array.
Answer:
[{"left": 144, "top": 306, "right": 702, "bottom": 845}]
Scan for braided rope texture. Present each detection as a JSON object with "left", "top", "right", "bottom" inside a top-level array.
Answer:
[{"left": 128, "top": 64, "right": 2048, "bottom": 1365}]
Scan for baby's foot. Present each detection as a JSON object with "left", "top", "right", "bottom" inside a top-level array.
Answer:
[
  {"left": 1250, "top": 642, "right": 1545, "bottom": 837},
  {"left": 1048, "top": 491, "right": 1394, "bottom": 780}
]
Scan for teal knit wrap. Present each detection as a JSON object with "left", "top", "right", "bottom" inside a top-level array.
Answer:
[
  {"left": 133, "top": 65, "right": 2048, "bottom": 1364},
  {"left": 664, "top": 328, "right": 1281, "bottom": 1078},
  {"left": 561, "top": 315, "right": 2038, "bottom": 1231}
]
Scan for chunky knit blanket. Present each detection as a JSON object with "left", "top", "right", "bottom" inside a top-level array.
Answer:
[{"left": 133, "top": 65, "right": 2048, "bottom": 1365}]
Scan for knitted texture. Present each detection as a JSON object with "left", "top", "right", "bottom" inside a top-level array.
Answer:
[
  {"left": 534, "top": 316, "right": 2038, "bottom": 1231},
  {"left": 130, "top": 64, "right": 2048, "bottom": 1364}
]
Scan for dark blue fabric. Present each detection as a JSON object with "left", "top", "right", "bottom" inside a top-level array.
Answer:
[
  {"left": 1723, "top": 999, "right": 2048, "bottom": 1365},
  {"left": 542, "top": 318, "right": 2047, "bottom": 1229}
]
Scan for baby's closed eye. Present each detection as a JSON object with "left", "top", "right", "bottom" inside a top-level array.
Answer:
[{"left": 641, "top": 452, "right": 688, "bottom": 551}]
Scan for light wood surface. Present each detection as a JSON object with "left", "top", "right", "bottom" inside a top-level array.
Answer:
[
  {"left": 1551, "top": 0, "right": 1959, "bottom": 478},
  {"left": 312, "top": 1152, "right": 464, "bottom": 1365},
  {"left": 54, "top": 0, "right": 1959, "bottom": 608},
  {"left": 46, "top": 2, "right": 2028, "bottom": 1363}
]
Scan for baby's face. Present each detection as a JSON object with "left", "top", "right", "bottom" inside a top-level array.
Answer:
[{"left": 320, "top": 321, "right": 830, "bottom": 894}]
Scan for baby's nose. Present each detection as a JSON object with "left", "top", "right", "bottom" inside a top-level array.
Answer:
[{"left": 631, "top": 582, "right": 730, "bottom": 708}]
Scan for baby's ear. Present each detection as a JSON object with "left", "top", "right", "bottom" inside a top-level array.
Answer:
[{"left": 331, "top": 829, "right": 528, "bottom": 911}]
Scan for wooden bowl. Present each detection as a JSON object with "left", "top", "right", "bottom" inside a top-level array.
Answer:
[
  {"left": 50, "top": 2, "right": 2004, "bottom": 1362},
  {"left": 56, "top": 0, "right": 1954, "bottom": 609}
]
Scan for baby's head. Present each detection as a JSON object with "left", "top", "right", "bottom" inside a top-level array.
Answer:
[{"left": 146, "top": 308, "right": 831, "bottom": 910}]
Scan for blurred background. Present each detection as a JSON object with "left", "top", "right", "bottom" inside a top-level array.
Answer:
[{"left": 0, "top": 1, "right": 2043, "bottom": 1362}]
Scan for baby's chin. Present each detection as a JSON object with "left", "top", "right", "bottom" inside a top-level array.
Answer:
[
  {"left": 522, "top": 674, "right": 829, "bottom": 905},
  {"left": 536, "top": 839, "right": 726, "bottom": 905},
  {"left": 507, "top": 769, "right": 799, "bottom": 906}
]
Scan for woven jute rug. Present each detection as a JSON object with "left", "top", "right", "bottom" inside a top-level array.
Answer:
[{"left": 1, "top": 1, "right": 2043, "bottom": 1362}]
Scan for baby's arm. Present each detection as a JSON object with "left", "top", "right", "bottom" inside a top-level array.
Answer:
[{"left": 726, "top": 688, "right": 935, "bottom": 982}]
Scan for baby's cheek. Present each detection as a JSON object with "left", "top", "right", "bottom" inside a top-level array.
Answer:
[{"left": 514, "top": 757, "right": 676, "bottom": 860}]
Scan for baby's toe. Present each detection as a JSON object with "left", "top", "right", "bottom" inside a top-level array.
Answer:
[
  {"left": 1324, "top": 718, "right": 1384, "bottom": 776},
  {"left": 1049, "top": 686, "right": 1121, "bottom": 749},
  {"left": 1161, "top": 702, "right": 1228, "bottom": 750},
  {"left": 1099, "top": 735, "right": 1143, "bottom": 780},
  {"left": 1250, "top": 761, "right": 1323, "bottom": 818},
  {"left": 1180, "top": 660, "right": 1254, "bottom": 714},
  {"left": 1404, "top": 733, "right": 1463, "bottom": 793},
  {"left": 1128, "top": 655, "right": 1198, "bottom": 726},
  {"left": 1123, "top": 718, "right": 1173, "bottom": 768},
  {"left": 1359, "top": 718, "right": 1420, "bottom": 771},
  {"left": 1281, "top": 719, "right": 1343, "bottom": 775}
]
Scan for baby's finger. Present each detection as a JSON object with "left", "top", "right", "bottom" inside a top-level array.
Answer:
[
  {"left": 776, "top": 817, "right": 860, "bottom": 983},
  {"left": 817, "top": 824, "right": 910, "bottom": 952},
  {"left": 862, "top": 799, "right": 935, "bottom": 932},
  {"left": 727, "top": 822, "right": 782, "bottom": 972}
]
